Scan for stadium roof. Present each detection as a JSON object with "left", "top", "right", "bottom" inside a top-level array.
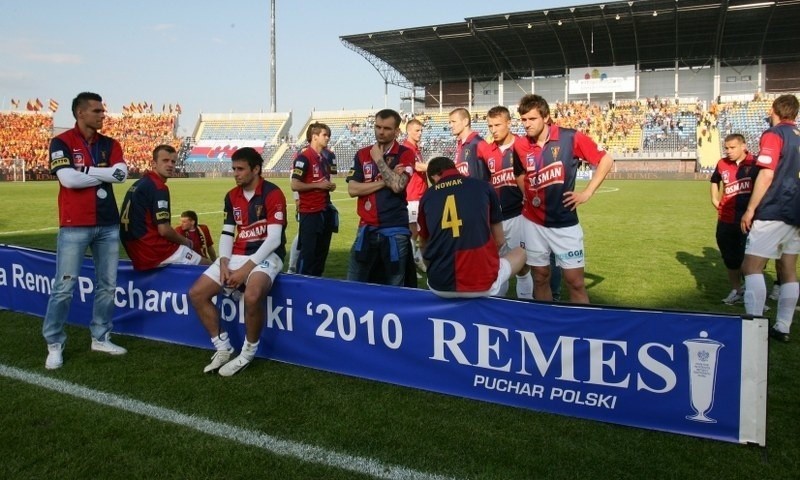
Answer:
[{"left": 340, "top": 0, "right": 800, "bottom": 87}]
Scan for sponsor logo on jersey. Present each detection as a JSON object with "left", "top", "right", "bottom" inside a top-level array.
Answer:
[
  {"left": 237, "top": 220, "right": 267, "bottom": 240},
  {"left": 157, "top": 200, "right": 168, "bottom": 209},
  {"left": 156, "top": 212, "right": 170, "bottom": 221},
  {"left": 724, "top": 178, "right": 752, "bottom": 197},
  {"left": 51, "top": 150, "right": 64, "bottom": 160},
  {"left": 456, "top": 162, "right": 470, "bottom": 176},
  {"left": 528, "top": 162, "right": 565, "bottom": 189},
  {"left": 491, "top": 168, "right": 516, "bottom": 188}
]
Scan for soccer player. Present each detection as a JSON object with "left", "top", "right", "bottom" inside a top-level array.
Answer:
[
  {"left": 418, "top": 157, "right": 526, "bottom": 297},
  {"left": 43, "top": 91, "right": 129, "bottom": 369},
  {"left": 479, "top": 106, "right": 534, "bottom": 299},
  {"left": 189, "top": 147, "right": 287, "bottom": 375},
  {"left": 740, "top": 94, "right": 800, "bottom": 342},
  {"left": 120, "top": 145, "right": 209, "bottom": 270},
  {"left": 449, "top": 107, "right": 490, "bottom": 181},
  {"left": 291, "top": 123, "right": 338, "bottom": 276},
  {"left": 709, "top": 134, "right": 758, "bottom": 305},
  {"left": 346, "top": 109, "right": 416, "bottom": 286},
  {"left": 403, "top": 118, "right": 428, "bottom": 272},
  {"left": 175, "top": 210, "right": 217, "bottom": 262},
  {"left": 512, "top": 94, "right": 614, "bottom": 304}
]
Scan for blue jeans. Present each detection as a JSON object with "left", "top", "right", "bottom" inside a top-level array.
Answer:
[
  {"left": 42, "top": 225, "right": 120, "bottom": 344},
  {"left": 347, "top": 230, "right": 410, "bottom": 286}
]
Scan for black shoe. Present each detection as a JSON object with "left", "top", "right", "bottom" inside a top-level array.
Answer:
[{"left": 769, "top": 327, "right": 790, "bottom": 343}]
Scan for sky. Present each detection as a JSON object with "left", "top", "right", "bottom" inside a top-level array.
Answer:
[{"left": 0, "top": 0, "right": 596, "bottom": 136}]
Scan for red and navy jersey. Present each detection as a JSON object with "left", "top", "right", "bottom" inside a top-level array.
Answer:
[
  {"left": 345, "top": 141, "right": 415, "bottom": 227},
  {"left": 754, "top": 122, "right": 800, "bottom": 225},
  {"left": 49, "top": 125, "right": 125, "bottom": 227},
  {"left": 478, "top": 139, "right": 523, "bottom": 221},
  {"left": 403, "top": 139, "right": 428, "bottom": 202},
  {"left": 455, "top": 131, "right": 490, "bottom": 181},
  {"left": 175, "top": 224, "right": 214, "bottom": 259},
  {"left": 224, "top": 177, "right": 287, "bottom": 259},
  {"left": 292, "top": 146, "right": 335, "bottom": 213},
  {"left": 119, "top": 171, "right": 178, "bottom": 270},
  {"left": 710, "top": 154, "right": 758, "bottom": 224},
  {"left": 419, "top": 169, "right": 502, "bottom": 293},
  {"left": 512, "top": 125, "right": 606, "bottom": 228}
]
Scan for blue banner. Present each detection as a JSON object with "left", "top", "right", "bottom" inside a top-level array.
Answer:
[{"left": 0, "top": 244, "right": 767, "bottom": 445}]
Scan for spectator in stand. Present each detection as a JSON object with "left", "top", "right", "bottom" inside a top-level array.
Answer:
[
  {"left": 512, "top": 94, "right": 614, "bottom": 304},
  {"left": 741, "top": 94, "right": 800, "bottom": 343},
  {"left": 120, "top": 145, "right": 210, "bottom": 270},
  {"left": 291, "top": 123, "right": 339, "bottom": 276},
  {"left": 402, "top": 118, "right": 428, "bottom": 272},
  {"left": 418, "top": 156, "right": 527, "bottom": 298},
  {"left": 176, "top": 210, "right": 217, "bottom": 262},
  {"left": 710, "top": 134, "right": 758, "bottom": 305},
  {"left": 43, "top": 92, "right": 129, "bottom": 370},
  {"left": 346, "top": 109, "right": 416, "bottom": 286}
]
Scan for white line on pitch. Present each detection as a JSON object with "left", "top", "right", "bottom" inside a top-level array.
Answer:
[{"left": 0, "top": 364, "right": 459, "bottom": 480}]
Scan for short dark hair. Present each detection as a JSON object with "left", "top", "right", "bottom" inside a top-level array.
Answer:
[
  {"left": 375, "top": 109, "right": 402, "bottom": 128},
  {"left": 487, "top": 106, "right": 511, "bottom": 120},
  {"left": 71, "top": 92, "right": 102, "bottom": 120},
  {"left": 231, "top": 147, "right": 263, "bottom": 171},
  {"left": 180, "top": 210, "right": 198, "bottom": 224},
  {"left": 306, "top": 122, "right": 331, "bottom": 143},
  {"left": 152, "top": 144, "right": 176, "bottom": 162},
  {"left": 449, "top": 107, "right": 471, "bottom": 127},
  {"left": 426, "top": 156, "right": 456, "bottom": 183},
  {"left": 772, "top": 94, "right": 799, "bottom": 121},
  {"left": 518, "top": 94, "right": 550, "bottom": 118},
  {"left": 724, "top": 133, "right": 746, "bottom": 144}
]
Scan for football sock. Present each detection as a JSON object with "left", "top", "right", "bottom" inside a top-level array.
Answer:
[
  {"left": 212, "top": 332, "right": 231, "bottom": 351},
  {"left": 516, "top": 272, "right": 533, "bottom": 299},
  {"left": 775, "top": 282, "right": 799, "bottom": 333},
  {"left": 743, "top": 274, "right": 767, "bottom": 316}
]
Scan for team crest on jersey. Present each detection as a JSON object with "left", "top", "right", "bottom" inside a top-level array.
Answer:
[
  {"left": 526, "top": 153, "right": 537, "bottom": 168},
  {"left": 73, "top": 152, "right": 84, "bottom": 167},
  {"left": 487, "top": 158, "right": 496, "bottom": 172},
  {"left": 313, "top": 164, "right": 320, "bottom": 177},
  {"left": 233, "top": 207, "right": 243, "bottom": 224},
  {"left": 551, "top": 146, "right": 560, "bottom": 159},
  {"left": 255, "top": 205, "right": 264, "bottom": 219},
  {"left": 364, "top": 163, "right": 374, "bottom": 180},
  {"left": 722, "top": 171, "right": 730, "bottom": 183}
]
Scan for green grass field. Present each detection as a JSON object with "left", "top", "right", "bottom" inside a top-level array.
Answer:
[{"left": 0, "top": 177, "right": 798, "bottom": 479}]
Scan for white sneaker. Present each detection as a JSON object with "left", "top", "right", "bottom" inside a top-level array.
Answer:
[
  {"left": 91, "top": 334, "right": 127, "bottom": 355},
  {"left": 218, "top": 353, "right": 254, "bottom": 377},
  {"left": 722, "top": 289, "right": 743, "bottom": 305},
  {"left": 769, "top": 284, "right": 781, "bottom": 301},
  {"left": 45, "top": 343, "right": 63, "bottom": 370},
  {"left": 203, "top": 347, "right": 235, "bottom": 373}
]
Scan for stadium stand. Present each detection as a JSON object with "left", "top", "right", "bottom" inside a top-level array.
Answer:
[
  {"left": 0, "top": 111, "right": 53, "bottom": 172},
  {"left": 101, "top": 113, "right": 180, "bottom": 174}
]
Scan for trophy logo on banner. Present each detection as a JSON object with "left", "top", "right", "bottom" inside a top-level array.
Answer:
[{"left": 683, "top": 331, "right": 725, "bottom": 423}]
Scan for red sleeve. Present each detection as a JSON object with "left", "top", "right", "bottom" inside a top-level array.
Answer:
[
  {"left": 757, "top": 131, "right": 782, "bottom": 170},
  {"left": 417, "top": 199, "right": 429, "bottom": 239},
  {"left": 265, "top": 188, "right": 287, "bottom": 225},
  {"left": 201, "top": 225, "right": 214, "bottom": 246},
  {"left": 111, "top": 139, "right": 125, "bottom": 166},
  {"left": 399, "top": 149, "right": 415, "bottom": 178},
  {"left": 572, "top": 131, "right": 606, "bottom": 166}
]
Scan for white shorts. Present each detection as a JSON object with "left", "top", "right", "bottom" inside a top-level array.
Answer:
[
  {"left": 428, "top": 258, "right": 512, "bottom": 298},
  {"left": 159, "top": 245, "right": 204, "bottom": 267},
  {"left": 407, "top": 200, "right": 420, "bottom": 224},
  {"left": 503, "top": 215, "right": 525, "bottom": 249},
  {"left": 521, "top": 220, "right": 585, "bottom": 269},
  {"left": 202, "top": 253, "right": 284, "bottom": 285},
  {"left": 745, "top": 220, "right": 800, "bottom": 259}
]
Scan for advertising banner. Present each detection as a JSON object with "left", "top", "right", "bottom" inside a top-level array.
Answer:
[
  {"left": 569, "top": 65, "right": 636, "bottom": 94},
  {"left": 0, "top": 244, "right": 767, "bottom": 445}
]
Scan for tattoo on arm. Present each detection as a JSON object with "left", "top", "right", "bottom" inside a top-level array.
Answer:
[{"left": 375, "top": 156, "right": 408, "bottom": 191}]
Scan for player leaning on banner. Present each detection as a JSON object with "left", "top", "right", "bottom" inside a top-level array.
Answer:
[
  {"left": 418, "top": 157, "right": 526, "bottom": 298},
  {"left": 740, "top": 94, "right": 800, "bottom": 343},
  {"left": 709, "top": 134, "right": 758, "bottom": 305},
  {"left": 189, "top": 147, "right": 287, "bottom": 376},
  {"left": 120, "top": 145, "right": 211, "bottom": 270},
  {"left": 512, "top": 94, "right": 614, "bottom": 304},
  {"left": 43, "top": 92, "right": 129, "bottom": 370}
]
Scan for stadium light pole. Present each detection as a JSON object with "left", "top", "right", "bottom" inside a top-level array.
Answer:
[{"left": 270, "top": 0, "right": 276, "bottom": 113}]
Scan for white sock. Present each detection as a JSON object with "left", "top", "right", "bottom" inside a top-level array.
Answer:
[
  {"left": 497, "top": 280, "right": 510, "bottom": 297},
  {"left": 743, "top": 274, "right": 767, "bottom": 316},
  {"left": 211, "top": 332, "right": 231, "bottom": 351},
  {"left": 516, "top": 272, "right": 533, "bottom": 299},
  {"left": 288, "top": 235, "right": 299, "bottom": 272},
  {"left": 242, "top": 339, "right": 259, "bottom": 359},
  {"left": 775, "top": 282, "right": 799, "bottom": 333}
]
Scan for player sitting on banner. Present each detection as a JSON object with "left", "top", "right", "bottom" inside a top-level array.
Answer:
[
  {"left": 418, "top": 156, "right": 526, "bottom": 298},
  {"left": 189, "top": 147, "right": 287, "bottom": 376}
]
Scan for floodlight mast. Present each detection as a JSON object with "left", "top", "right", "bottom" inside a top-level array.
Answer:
[{"left": 270, "top": 0, "right": 276, "bottom": 113}]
